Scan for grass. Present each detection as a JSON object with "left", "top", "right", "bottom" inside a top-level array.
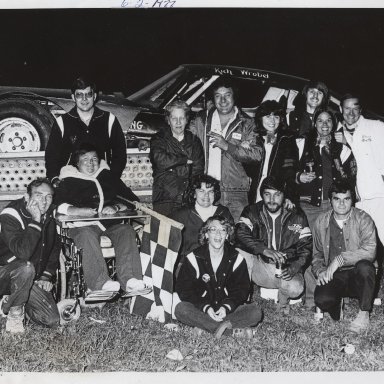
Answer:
[{"left": 1, "top": 292, "right": 384, "bottom": 372}]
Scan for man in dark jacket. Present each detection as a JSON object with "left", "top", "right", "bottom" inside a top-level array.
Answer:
[
  {"left": 236, "top": 176, "right": 312, "bottom": 314},
  {"left": 0, "top": 178, "right": 60, "bottom": 333},
  {"left": 45, "top": 77, "right": 127, "bottom": 189}
]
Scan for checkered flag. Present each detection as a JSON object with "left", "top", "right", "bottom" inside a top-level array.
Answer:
[{"left": 130, "top": 206, "right": 183, "bottom": 323}]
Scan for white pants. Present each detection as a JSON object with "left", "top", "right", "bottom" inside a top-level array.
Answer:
[{"left": 357, "top": 197, "right": 384, "bottom": 245}]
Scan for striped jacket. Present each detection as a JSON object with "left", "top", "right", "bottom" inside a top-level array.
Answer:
[
  {"left": 175, "top": 243, "right": 250, "bottom": 314},
  {"left": 235, "top": 201, "right": 312, "bottom": 275},
  {"left": 0, "top": 198, "right": 60, "bottom": 280}
]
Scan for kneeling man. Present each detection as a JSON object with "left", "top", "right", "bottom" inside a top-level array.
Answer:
[
  {"left": 312, "top": 180, "right": 377, "bottom": 332},
  {"left": 236, "top": 176, "right": 312, "bottom": 313},
  {"left": 0, "top": 178, "right": 60, "bottom": 333}
]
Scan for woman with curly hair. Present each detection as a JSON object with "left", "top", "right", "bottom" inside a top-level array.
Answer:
[
  {"left": 171, "top": 174, "right": 233, "bottom": 265},
  {"left": 174, "top": 215, "right": 262, "bottom": 339},
  {"left": 247, "top": 100, "right": 298, "bottom": 205}
]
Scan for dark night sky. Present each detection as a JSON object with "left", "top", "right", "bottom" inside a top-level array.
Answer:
[{"left": 0, "top": 8, "right": 384, "bottom": 113}]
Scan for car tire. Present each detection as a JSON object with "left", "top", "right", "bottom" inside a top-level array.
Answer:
[{"left": 0, "top": 98, "right": 55, "bottom": 152}]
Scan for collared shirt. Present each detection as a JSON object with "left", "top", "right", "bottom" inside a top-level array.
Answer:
[{"left": 207, "top": 107, "right": 239, "bottom": 181}]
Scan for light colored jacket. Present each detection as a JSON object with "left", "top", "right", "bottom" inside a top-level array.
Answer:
[
  {"left": 189, "top": 108, "right": 262, "bottom": 192},
  {"left": 312, "top": 207, "right": 377, "bottom": 277}
]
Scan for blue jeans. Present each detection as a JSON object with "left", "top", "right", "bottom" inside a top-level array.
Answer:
[
  {"left": 220, "top": 191, "right": 249, "bottom": 223},
  {"left": 315, "top": 260, "right": 376, "bottom": 320},
  {"left": 175, "top": 301, "right": 262, "bottom": 334},
  {"left": 0, "top": 260, "right": 59, "bottom": 327},
  {"left": 0, "top": 260, "right": 34, "bottom": 311},
  {"left": 68, "top": 223, "right": 143, "bottom": 291}
]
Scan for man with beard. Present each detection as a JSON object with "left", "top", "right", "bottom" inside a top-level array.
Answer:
[{"left": 235, "top": 176, "right": 312, "bottom": 314}]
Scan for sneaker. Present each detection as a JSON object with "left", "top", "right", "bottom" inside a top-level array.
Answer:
[
  {"left": 5, "top": 305, "right": 25, "bottom": 334},
  {"left": 0, "top": 295, "right": 9, "bottom": 318},
  {"left": 232, "top": 327, "right": 253, "bottom": 339},
  {"left": 101, "top": 280, "right": 120, "bottom": 292}
]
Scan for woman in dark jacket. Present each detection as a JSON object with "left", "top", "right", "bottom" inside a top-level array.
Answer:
[
  {"left": 297, "top": 107, "right": 356, "bottom": 229},
  {"left": 150, "top": 100, "right": 204, "bottom": 216},
  {"left": 171, "top": 174, "right": 233, "bottom": 266},
  {"left": 174, "top": 215, "right": 262, "bottom": 339},
  {"left": 247, "top": 100, "right": 298, "bottom": 204}
]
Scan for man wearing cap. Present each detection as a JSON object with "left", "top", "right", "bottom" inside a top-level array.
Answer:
[
  {"left": 312, "top": 180, "right": 376, "bottom": 332},
  {"left": 235, "top": 176, "right": 312, "bottom": 314},
  {"left": 335, "top": 94, "right": 384, "bottom": 246}
]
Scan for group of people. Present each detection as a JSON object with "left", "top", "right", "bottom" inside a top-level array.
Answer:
[
  {"left": 0, "top": 75, "right": 382, "bottom": 340},
  {"left": 151, "top": 77, "right": 384, "bottom": 338}
]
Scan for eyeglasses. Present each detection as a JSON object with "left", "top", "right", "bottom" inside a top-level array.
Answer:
[
  {"left": 208, "top": 227, "right": 227, "bottom": 235},
  {"left": 74, "top": 91, "right": 94, "bottom": 100}
]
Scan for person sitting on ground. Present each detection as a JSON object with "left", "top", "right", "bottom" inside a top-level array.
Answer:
[
  {"left": 174, "top": 215, "right": 262, "bottom": 339},
  {"left": 235, "top": 176, "right": 312, "bottom": 315},
  {"left": 312, "top": 180, "right": 377, "bottom": 333},
  {"left": 171, "top": 174, "right": 233, "bottom": 269},
  {"left": 54, "top": 143, "right": 150, "bottom": 296},
  {"left": 0, "top": 178, "right": 60, "bottom": 333}
]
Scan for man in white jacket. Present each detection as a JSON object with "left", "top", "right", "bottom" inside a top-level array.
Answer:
[{"left": 335, "top": 94, "right": 384, "bottom": 244}]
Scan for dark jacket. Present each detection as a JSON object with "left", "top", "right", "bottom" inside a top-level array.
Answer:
[
  {"left": 288, "top": 109, "right": 313, "bottom": 138},
  {"left": 171, "top": 204, "right": 234, "bottom": 258},
  {"left": 45, "top": 106, "right": 127, "bottom": 182},
  {"left": 0, "top": 199, "right": 60, "bottom": 280},
  {"left": 189, "top": 107, "right": 262, "bottom": 192},
  {"left": 246, "top": 131, "right": 298, "bottom": 203},
  {"left": 175, "top": 242, "right": 250, "bottom": 314},
  {"left": 150, "top": 126, "right": 204, "bottom": 205},
  {"left": 54, "top": 161, "right": 137, "bottom": 222},
  {"left": 312, "top": 207, "right": 377, "bottom": 278},
  {"left": 297, "top": 134, "right": 357, "bottom": 206},
  {"left": 235, "top": 201, "right": 312, "bottom": 274}
]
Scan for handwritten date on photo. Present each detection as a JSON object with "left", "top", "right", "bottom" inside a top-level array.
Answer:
[{"left": 122, "top": 0, "right": 176, "bottom": 7}]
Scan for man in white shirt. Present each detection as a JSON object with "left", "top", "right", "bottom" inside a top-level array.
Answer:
[{"left": 335, "top": 94, "right": 384, "bottom": 244}]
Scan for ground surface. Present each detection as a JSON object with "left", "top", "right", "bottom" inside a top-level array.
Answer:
[{"left": 1, "top": 294, "right": 384, "bottom": 372}]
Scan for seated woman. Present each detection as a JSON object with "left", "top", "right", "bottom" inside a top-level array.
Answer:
[
  {"left": 54, "top": 143, "right": 151, "bottom": 296},
  {"left": 171, "top": 174, "right": 234, "bottom": 265},
  {"left": 174, "top": 215, "right": 262, "bottom": 339}
]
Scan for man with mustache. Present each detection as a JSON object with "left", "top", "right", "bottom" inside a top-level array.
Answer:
[{"left": 235, "top": 176, "right": 312, "bottom": 314}]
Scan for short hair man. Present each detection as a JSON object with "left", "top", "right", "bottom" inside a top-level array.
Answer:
[
  {"left": 45, "top": 77, "right": 127, "bottom": 189},
  {"left": 189, "top": 77, "right": 262, "bottom": 221},
  {"left": 235, "top": 176, "right": 312, "bottom": 314},
  {"left": 0, "top": 178, "right": 60, "bottom": 333},
  {"left": 312, "top": 180, "right": 377, "bottom": 332},
  {"left": 335, "top": 94, "right": 384, "bottom": 245}
]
